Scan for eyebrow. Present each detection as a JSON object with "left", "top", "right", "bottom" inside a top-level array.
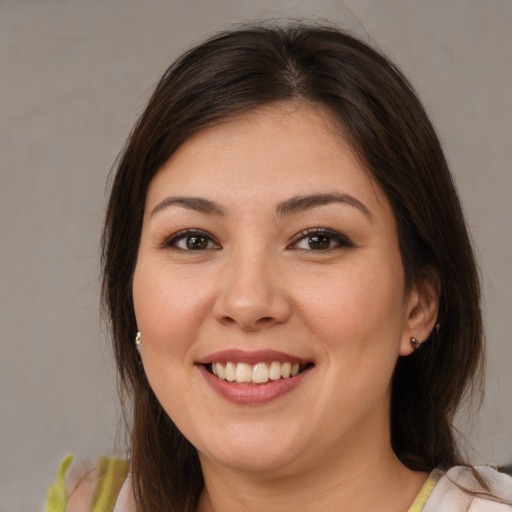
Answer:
[
  {"left": 276, "top": 192, "right": 373, "bottom": 220},
  {"left": 150, "top": 196, "right": 225, "bottom": 218},
  {"left": 150, "top": 192, "right": 372, "bottom": 220}
]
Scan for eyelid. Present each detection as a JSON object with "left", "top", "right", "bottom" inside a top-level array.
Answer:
[
  {"left": 158, "top": 227, "right": 352, "bottom": 251},
  {"left": 160, "top": 228, "right": 221, "bottom": 250},
  {"left": 288, "top": 227, "right": 354, "bottom": 250}
]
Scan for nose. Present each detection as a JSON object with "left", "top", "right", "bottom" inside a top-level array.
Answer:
[{"left": 213, "top": 250, "right": 292, "bottom": 331}]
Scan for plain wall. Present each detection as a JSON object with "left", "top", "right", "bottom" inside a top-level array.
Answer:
[{"left": 1, "top": 1, "right": 511, "bottom": 510}]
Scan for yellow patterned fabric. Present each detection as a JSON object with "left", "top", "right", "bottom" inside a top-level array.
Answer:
[
  {"left": 45, "top": 454, "right": 74, "bottom": 512},
  {"left": 45, "top": 455, "right": 129, "bottom": 512}
]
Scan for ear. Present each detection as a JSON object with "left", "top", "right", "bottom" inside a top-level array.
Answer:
[{"left": 400, "top": 268, "right": 440, "bottom": 356}]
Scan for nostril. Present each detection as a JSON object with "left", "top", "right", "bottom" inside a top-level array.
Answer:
[
  {"left": 253, "top": 316, "right": 277, "bottom": 328},
  {"left": 219, "top": 316, "right": 236, "bottom": 325}
]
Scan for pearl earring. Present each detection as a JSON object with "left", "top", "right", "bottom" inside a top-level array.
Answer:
[{"left": 135, "top": 331, "right": 141, "bottom": 353}]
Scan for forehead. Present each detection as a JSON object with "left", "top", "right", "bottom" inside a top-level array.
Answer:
[{"left": 146, "top": 102, "right": 387, "bottom": 215}]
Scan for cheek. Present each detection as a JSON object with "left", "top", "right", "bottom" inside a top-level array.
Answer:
[
  {"left": 300, "top": 265, "right": 406, "bottom": 418},
  {"left": 132, "top": 263, "right": 209, "bottom": 426},
  {"left": 299, "top": 261, "right": 405, "bottom": 342},
  {"left": 297, "top": 260, "right": 407, "bottom": 416},
  {"left": 132, "top": 262, "right": 213, "bottom": 359}
]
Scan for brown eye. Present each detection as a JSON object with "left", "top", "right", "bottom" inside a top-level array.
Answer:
[
  {"left": 165, "top": 230, "right": 220, "bottom": 251},
  {"left": 292, "top": 228, "right": 353, "bottom": 251},
  {"left": 186, "top": 235, "right": 208, "bottom": 250},
  {"left": 307, "top": 235, "right": 332, "bottom": 250}
]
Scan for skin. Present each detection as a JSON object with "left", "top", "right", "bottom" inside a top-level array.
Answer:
[{"left": 132, "top": 102, "right": 439, "bottom": 512}]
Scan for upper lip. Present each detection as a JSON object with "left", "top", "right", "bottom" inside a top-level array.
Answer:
[{"left": 196, "top": 349, "right": 310, "bottom": 365}]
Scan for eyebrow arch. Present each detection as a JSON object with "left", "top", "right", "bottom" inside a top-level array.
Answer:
[
  {"left": 150, "top": 196, "right": 225, "bottom": 217},
  {"left": 276, "top": 192, "right": 373, "bottom": 220}
]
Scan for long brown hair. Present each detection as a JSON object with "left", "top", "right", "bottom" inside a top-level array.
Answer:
[{"left": 102, "top": 23, "right": 483, "bottom": 511}]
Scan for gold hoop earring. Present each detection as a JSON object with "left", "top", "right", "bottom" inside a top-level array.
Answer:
[{"left": 135, "top": 331, "right": 141, "bottom": 353}]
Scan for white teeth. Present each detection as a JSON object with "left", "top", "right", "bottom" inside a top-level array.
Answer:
[
  {"left": 225, "top": 362, "right": 236, "bottom": 382},
  {"left": 281, "top": 362, "right": 291, "bottom": 378},
  {"left": 216, "top": 362, "right": 225, "bottom": 380},
  {"left": 269, "top": 361, "right": 282, "bottom": 380},
  {"left": 210, "top": 361, "right": 305, "bottom": 384},
  {"left": 235, "top": 362, "right": 252, "bottom": 383},
  {"left": 252, "top": 363, "right": 270, "bottom": 383}
]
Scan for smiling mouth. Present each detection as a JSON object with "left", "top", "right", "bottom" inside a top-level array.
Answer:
[{"left": 205, "top": 361, "right": 314, "bottom": 385}]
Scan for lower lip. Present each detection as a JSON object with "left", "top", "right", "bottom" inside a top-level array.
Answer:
[{"left": 198, "top": 364, "right": 311, "bottom": 405}]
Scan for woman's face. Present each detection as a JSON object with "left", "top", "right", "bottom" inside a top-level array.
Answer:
[{"left": 133, "top": 103, "right": 423, "bottom": 476}]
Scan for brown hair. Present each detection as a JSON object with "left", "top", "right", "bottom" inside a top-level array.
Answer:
[{"left": 102, "top": 23, "right": 483, "bottom": 511}]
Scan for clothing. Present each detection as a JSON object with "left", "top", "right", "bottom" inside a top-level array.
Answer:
[
  {"left": 422, "top": 466, "right": 512, "bottom": 511},
  {"left": 45, "top": 455, "right": 129, "bottom": 512},
  {"left": 46, "top": 456, "right": 512, "bottom": 511}
]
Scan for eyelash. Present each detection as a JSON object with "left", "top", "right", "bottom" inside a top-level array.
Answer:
[
  {"left": 161, "top": 229, "right": 220, "bottom": 251},
  {"left": 161, "top": 228, "right": 353, "bottom": 252},
  {"left": 289, "top": 228, "right": 354, "bottom": 251}
]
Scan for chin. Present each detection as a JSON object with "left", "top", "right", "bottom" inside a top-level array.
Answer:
[
  {"left": 201, "top": 448, "right": 298, "bottom": 476},
  {"left": 195, "top": 427, "right": 305, "bottom": 476}
]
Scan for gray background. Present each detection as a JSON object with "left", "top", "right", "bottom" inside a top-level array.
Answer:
[{"left": 1, "top": 1, "right": 511, "bottom": 510}]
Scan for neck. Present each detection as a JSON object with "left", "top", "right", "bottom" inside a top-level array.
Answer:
[{"left": 197, "top": 423, "right": 428, "bottom": 512}]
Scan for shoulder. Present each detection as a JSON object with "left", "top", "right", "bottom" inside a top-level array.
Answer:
[
  {"left": 45, "top": 455, "right": 130, "bottom": 512},
  {"left": 423, "top": 465, "right": 512, "bottom": 511},
  {"left": 65, "top": 459, "right": 99, "bottom": 512}
]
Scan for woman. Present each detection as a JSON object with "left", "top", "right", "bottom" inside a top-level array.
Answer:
[{"left": 46, "top": 23, "right": 512, "bottom": 511}]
